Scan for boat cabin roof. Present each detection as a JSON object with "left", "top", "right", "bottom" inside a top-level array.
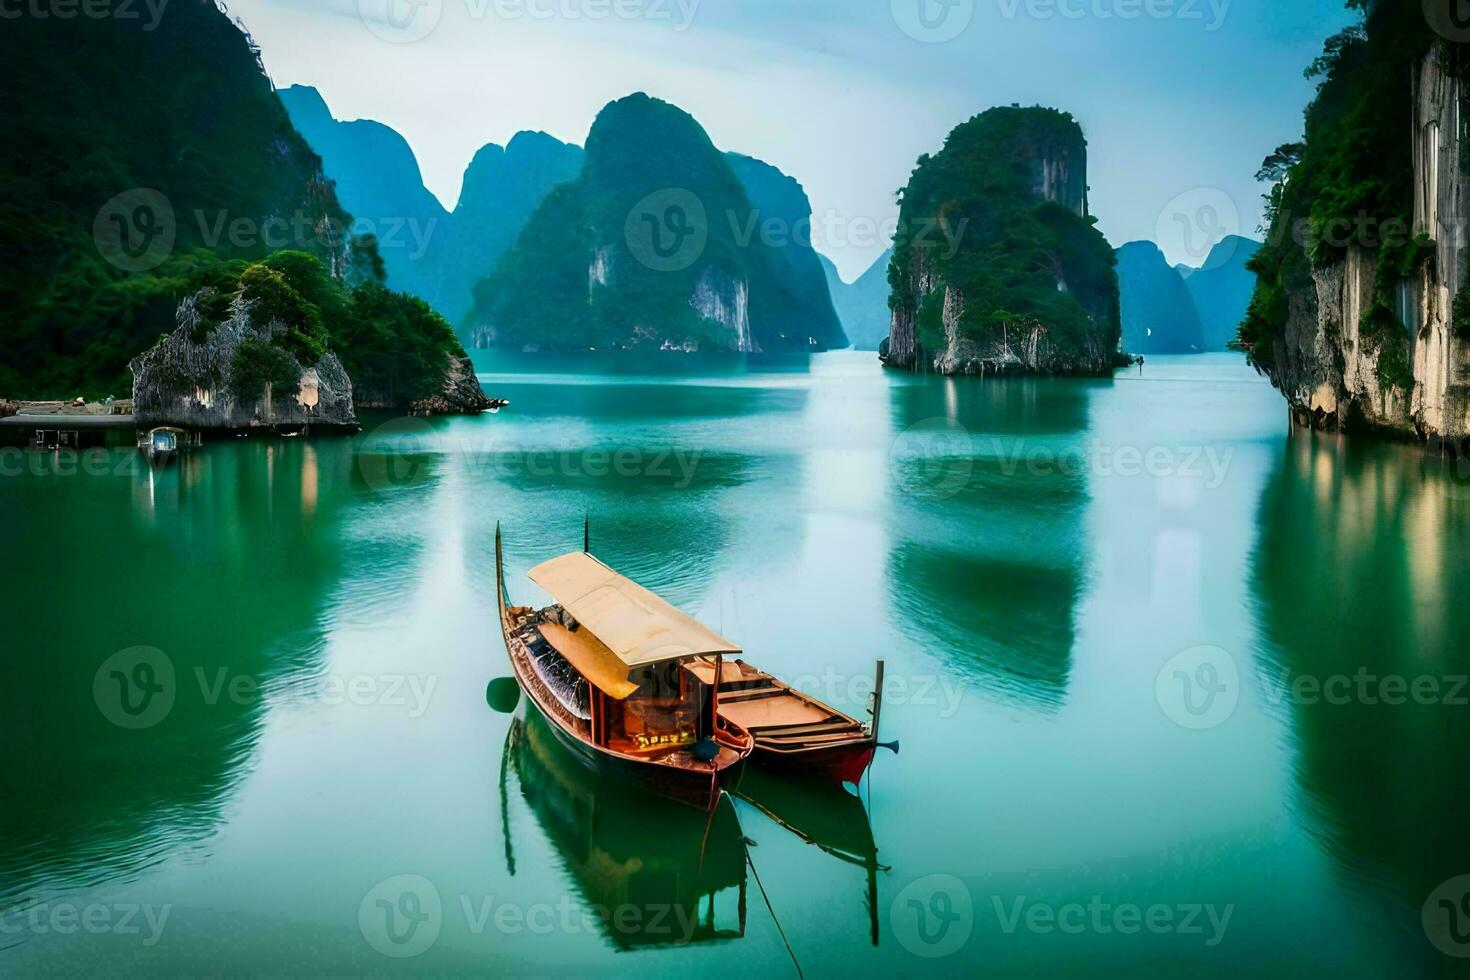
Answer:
[
  {"left": 528, "top": 551, "right": 741, "bottom": 668},
  {"left": 537, "top": 621, "right": 639, "bottom": 700}
]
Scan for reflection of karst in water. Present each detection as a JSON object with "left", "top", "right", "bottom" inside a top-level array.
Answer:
[
  {"left": 0, "top": 442, "right": 354, "bottom": 899},
  {"left": 884, "top": 377, "right": 1093, "bottom": 710},
  {"left": 502, "top": 705, "right": 748, "bottom": 949},
  {"left": 463, "top": 372, "right": 812, "bottom": 614},
  {"left": 1251, "top": 433, "right": 1470, "bottom": 967}
]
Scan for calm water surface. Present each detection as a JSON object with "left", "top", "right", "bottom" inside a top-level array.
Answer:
[{"left": 2, "top": 351, "right": 1467, "bottom": 976}]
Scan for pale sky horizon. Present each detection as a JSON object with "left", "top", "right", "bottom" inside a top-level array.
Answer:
[{"left": 234, "top": 0, "right": 1355, "bottom": 281}]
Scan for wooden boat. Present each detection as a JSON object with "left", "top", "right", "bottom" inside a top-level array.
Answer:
[
  {"left": 686, "top": 657, "right": 886, "bottom": 787},
  {"left": 495, "top": 526, "right": 753, "bottom": 810}
]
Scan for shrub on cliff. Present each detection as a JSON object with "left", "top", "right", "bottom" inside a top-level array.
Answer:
[{"left": 230, "top": 338, "right": 302, "bottom": 401}]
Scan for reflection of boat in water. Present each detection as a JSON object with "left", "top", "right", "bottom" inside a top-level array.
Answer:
[
  {"left": 733, "top": 765, "right": 886, "bottom": 945},
  {"left": 689, "top": 658, "right": 883, "bottom": 787},
  {"left": 495, "top": 526, "right": 753, "bottom": 810},
  {"left": 503, "top": 703, "right": 748, "bottom": 949},
  {"left": 139, "top": 426, "right": 191, "bottom": 467}
]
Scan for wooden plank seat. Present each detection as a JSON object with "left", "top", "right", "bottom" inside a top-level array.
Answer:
[
  {"left": 717, "top": 685, "right": 784, "bottom": 702},
  {"left": 760, "top": 730, "right": 872, "bottom": 746},
  {"left": 747, "top": 719, "right": 865, "bottom": 737}
]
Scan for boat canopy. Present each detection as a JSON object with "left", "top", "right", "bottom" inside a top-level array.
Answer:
[
  {"left": 538, "top": 622, "right": 639, "bottom": 700},
  {"left": 527, "top": 552, "right": 741, "bottom": 667}
]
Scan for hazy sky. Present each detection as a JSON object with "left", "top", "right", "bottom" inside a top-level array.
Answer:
[{"left": 234, "top": 0, "right": 1354, "bottom": 280}]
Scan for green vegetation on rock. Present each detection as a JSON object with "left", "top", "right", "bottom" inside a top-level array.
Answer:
[
  {"left": 0, "top": 0, "right": 354, "bottom": 398},
  {"left": 152, "top": 250, "right": 472, "bottom": 407},
  {"left": 1237, "top": 1, "right": 1441, "bottom": 390},
  {"left": 468, "top": 93, "right": 845, "bottom": 353},
  {"left": 889, "top": 106, "right": 1119, "bottom": 370}
]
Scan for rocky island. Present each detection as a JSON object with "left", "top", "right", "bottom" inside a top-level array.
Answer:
[
  {"left": 882, "top": 106, "right": 1121, "bottom": 376},
  {"left": 131, "top": 253, "right": 493, "bottom": 431}
]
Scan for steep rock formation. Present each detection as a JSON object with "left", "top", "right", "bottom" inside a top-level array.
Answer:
[
  {"left": 884, "top": 106, "right": 1119, "bottom": 376},
  {"left": 278, "top": 85, "right": 450, "bottom": 307},
  {"left": 279, "top": 87, "right": 585, "bottom": 330},
  {"left": 467, "top": 93, "right": 837, "bottom": 354},
  {"left": 131, "top": 293, "right": 356, "bottom": 430},
  {"left": 1115, "top": 240, "right": 1204, "bottom": 354},
  {"left": 1247, "top": 35, "right": 1470, "bottom": 440}
]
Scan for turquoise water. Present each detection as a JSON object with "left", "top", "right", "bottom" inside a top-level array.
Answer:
[{"left": 2, "top": 351, "right": 1467, "bottom": 976}]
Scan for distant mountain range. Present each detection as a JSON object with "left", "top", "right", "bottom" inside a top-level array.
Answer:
[
  {"left": 279, "top": 85, "right": 583, "bottom": 329},
  {"left": 821, "top": 250, "right": 892, "bottom": 351},
  {"left": 1116, "top": 235, "right": 1260, "bottom": 353},
  {"left": 283, "top": 87, "right": 846, "bottom": 353}
]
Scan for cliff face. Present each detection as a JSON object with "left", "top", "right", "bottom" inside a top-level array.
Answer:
[
  {"left": 1258, "top": 46, "right": 1470, "bottom": 439},
  {"left": 131, "top": 294, "right": 356, "bottom": 430},
  {"left": 884, "top": 106, "right": 1120, "bottom": 376}
]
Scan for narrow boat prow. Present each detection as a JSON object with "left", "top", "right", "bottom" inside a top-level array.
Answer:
[{"left": 495, "top": 524, "right": 753, "bottom": 810}]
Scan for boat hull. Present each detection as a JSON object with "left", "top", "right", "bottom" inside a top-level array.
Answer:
[
  {"left": 753, "top": 740, "right": 876, "bottom": 787},
  {"left": 531, "top": 699, "right": 745, "bottom": 810}
]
